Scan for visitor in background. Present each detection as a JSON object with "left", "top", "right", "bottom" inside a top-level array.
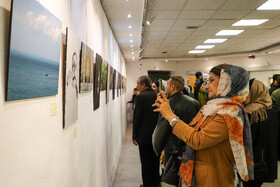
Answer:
[
  {"left": 269, "top": 74, "right": 280, "bottom": 95},
  {"left": 133, "top": 75, "right": 160, "bottom": 187},
  {"left": 243, "top": 79, "right": 279, "bottom": 186},
  {"left": 152, "top": 81, "right": 160, "bottom": 93},
  {"left": 153, "top": 76, "right": 200, "bottom": 187}
]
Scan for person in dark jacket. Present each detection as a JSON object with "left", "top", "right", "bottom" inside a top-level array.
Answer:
[
  {"left": 243, "top": 79, "right": 279, "bottom": 187},
  {"left": 127, "top": 88, "right": 137, "bottom": 104},
  {"left": 157, "top": 76, "right": 200, "bottom": 186},
  {"left": 133, "top": 75, "right": 160, "bottom": 187},
  {"left": 269, "top": 74, "right": 280, "bottom": 95}
]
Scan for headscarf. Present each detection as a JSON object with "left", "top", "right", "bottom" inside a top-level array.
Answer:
[
  {"left": 245, "top": 79, "right": 272, "bottom": 124},
  {"left": 179, "top": 64, "right": 254, "bottom": 186}
]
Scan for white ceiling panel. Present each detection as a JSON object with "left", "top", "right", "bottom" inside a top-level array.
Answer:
[
  {"left": 150, "top": 0, "right": 187, "bottom": 10},
  {"left": 212, "top": 10, "right": 251, "bottom": 19},
  {"left": 221, "top": 0, "right": 267, "bottom": 10},
  {"left": 179, "top": 10, "right": 217, "bottom": 19},
  {"left": 245, "top": 10, "right": 280, "bottom": 19},
  {"left": 148, "top": 20, "right": 175, "bottom": 27},
  {"left": 147, "top": 10, "right": 181, "bottom": 20},
  {"left": 172, "top": 20, "right": 207, "bottom": 29},
  {"left": 184, "top": 0, "right": 227, "bottom": 10}
]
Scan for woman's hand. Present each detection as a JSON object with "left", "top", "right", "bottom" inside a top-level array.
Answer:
[{"left": 153, "top": 90, "right": 176, "bottom": 122}]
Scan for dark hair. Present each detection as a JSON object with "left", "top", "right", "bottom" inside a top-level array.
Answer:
[
  {"left": 249, "top": 78, "right": 255, "bottom": 90},
  {"left": 153, "top": 81, "right": 159, "bottom": 87},
  {"left": 138, "top": 75, "right": 152, "bottom": 88},
  {"left": 170, "top": 76, "right": 185, "bottom": 91},
  {"left": 195, "top": 71, "right": 202, "bottom": 79},
  {"left": 210, "top": 64, "right": 226, "bottom": 77},
  {"left": 133, "top": 88, "right": 137, "bottom": 91},
  {"left": 272, "top": 74, "right": 280, "bottom": 81}
]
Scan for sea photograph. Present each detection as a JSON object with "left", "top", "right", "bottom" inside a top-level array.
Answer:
[{"left": 7, "top": 0, "right": 62, "bottom": 101}]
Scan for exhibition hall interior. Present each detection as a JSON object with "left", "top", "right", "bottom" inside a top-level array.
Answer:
[{"left": 0, "top": 0, "right": 280, "bottom": 186}]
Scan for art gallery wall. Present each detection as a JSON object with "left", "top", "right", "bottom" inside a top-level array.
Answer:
[
  {"left": 0, "top": 0, "right": 126, "bottom": 187},
  {"left": 126, "top": 52, "right": 280, "bottom": 102}
]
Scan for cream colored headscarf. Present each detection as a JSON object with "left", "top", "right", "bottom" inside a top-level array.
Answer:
[{"left": 246, "top": 79, "right": 272, "bottom": 124}]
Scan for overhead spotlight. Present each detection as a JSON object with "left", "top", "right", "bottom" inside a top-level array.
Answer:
[
  {"left": 139, "top": 48, "right": 144, "bottom": 53},
  {"left": 144, "top": 39, "right": 150, "bottom": 45},
  {"left": 146, "top": 16, "right": 155, "bottom": 25}
]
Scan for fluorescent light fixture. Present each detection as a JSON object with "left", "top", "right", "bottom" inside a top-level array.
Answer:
[
  {"left": 128, "top": 14, "right": 131, "bottom": 18},
  {"left": 195, "top": 45, "right": 215, "bottom": 49},
  {"left": 130, "top": 45, "right": 133, "bottom": 47},
  {"left": 130, "top": 40, "right": 133, "bottom": 43},
  {"left": 204, "top": 39, "right": 227, "bottom": 43},
  {"left": 215, "top": 30, "right": 244, "bottom": 36},
  {"left": 188, "top": 50, "right": 206, "bottom": 54},
  {"left": 257, "top": 0, "right": 280, "bottom": 10},
  {"left": 232, "top": 19, "right": 268, "bottom": 26},
  {"left": 139, "top": 48, "right": 144, "bottom": 53},
  {"left": 129, "top": 34, "right": 133, "bottom": 37},
  {"left": 128, "top": 25, "right": 132, "bottom": 29}
]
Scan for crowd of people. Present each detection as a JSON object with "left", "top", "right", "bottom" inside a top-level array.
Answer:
[{"left": 128, "top": 64, "right": 280, "bottom": 187}]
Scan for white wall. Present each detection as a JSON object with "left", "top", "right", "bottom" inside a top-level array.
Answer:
[
  {"left": 0, "top": 0, "right": 126, "bottom": 187},
  {"left": 126, "top": 53, "right": 280, "bottom": 101}
]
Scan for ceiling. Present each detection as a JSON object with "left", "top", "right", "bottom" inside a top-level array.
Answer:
[{"left": 101, "top": 0, "right": 280, "bottom": 62}]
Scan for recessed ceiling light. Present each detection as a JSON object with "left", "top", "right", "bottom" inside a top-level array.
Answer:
[
  {"left": 126, "top": 0, "right": 129, "bottom": 2},
  {"left": 130, "top": 45, "right": 133, "bottom": 47},
  {"left": 128, "top": 25, "right": 132, "bottom": 29},
  {"left": 188, "top": 50, "right": 206, "bottom": 54},
  {"left": 204, "top": 39, "right": 227, "bottom": 43},
  {"left": 130, "top": 40, "right": 133, "bottom": 43},
  {"left": 131, "top": 52, "right": 134, "bottom": 55},
  {"left": 129, "top": 34, "right": 133, "bottom": 37},
  {"left": 128, "top": 14, "right": 132, "bottom": 18},
  {"left": 165, "top": 59, "right": 168, "bottom": 62},
  {"left": 232, "top": 19, "right": 269, "bottom": 26},
  {"left": 195, "top": 45, "right": 215, "bottom": 49},
  {"left": 215, "top": 30, "right": 244, "bottom": 36},
  {"left": 131, "top": 49, "right": 134, "bottom": 51},
  {"left": 257, "top": 0, "right": 280, "bottom": 10},
  {"left": 206, "top": 58, "right": 208, "bottom": 61}
]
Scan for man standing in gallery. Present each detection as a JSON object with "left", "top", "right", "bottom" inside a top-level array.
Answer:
[
  {"left": 154, "top": 76, "right": 200, "bottom": 186},
  {"left": 133, "top": 75, "right": 160, "bottom": 187}
]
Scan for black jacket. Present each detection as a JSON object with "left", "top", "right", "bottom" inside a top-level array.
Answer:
[
  {"left": 164, "top": 92, "right": 200, "bottom": 154},
  {"left": 153, "top": 92, "right": 200, "bottom": 156},
  {"left": 269, "top": 83, "right": 279, "bottom": 95},
  {"left": 133, "top": 88, "right": 159, "bottom": 145},
  {"left": 249, "top": 109, "right": 279, "bottom": 182}
]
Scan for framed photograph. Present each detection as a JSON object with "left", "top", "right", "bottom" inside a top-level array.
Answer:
[
  {"left": 79, "top": 42, "right": 94, "bottom": 93},
  {"left": 93, "top": 53, "right": 102, "bottom": 110},
  {"left": 100, "top": 60, "right": 108, "bottom": 104},
  {"left": 63, "top": 29, "right": 80, "bottom": 128},
  {"left": 7, "top": 0, "right": 62, "bottom": 100}
]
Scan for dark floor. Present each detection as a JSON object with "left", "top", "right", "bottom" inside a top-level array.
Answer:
[{"left": 112, "top": 122, "right": 280, "bottom": 187}]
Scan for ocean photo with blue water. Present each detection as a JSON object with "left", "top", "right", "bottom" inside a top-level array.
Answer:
[
  {"left": 7, "top": 0, "right": 62, "bottom": 100},
  {"left": 7, "top": 50, "right": 60, "bottom": 100}
]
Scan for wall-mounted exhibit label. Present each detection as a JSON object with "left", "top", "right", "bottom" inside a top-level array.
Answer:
[
  {"left": 50, "top": 102, "right": 57, "bottom": 116},
  {"left": 73, "top": 126, "right": 77, "bottom": 138}
]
